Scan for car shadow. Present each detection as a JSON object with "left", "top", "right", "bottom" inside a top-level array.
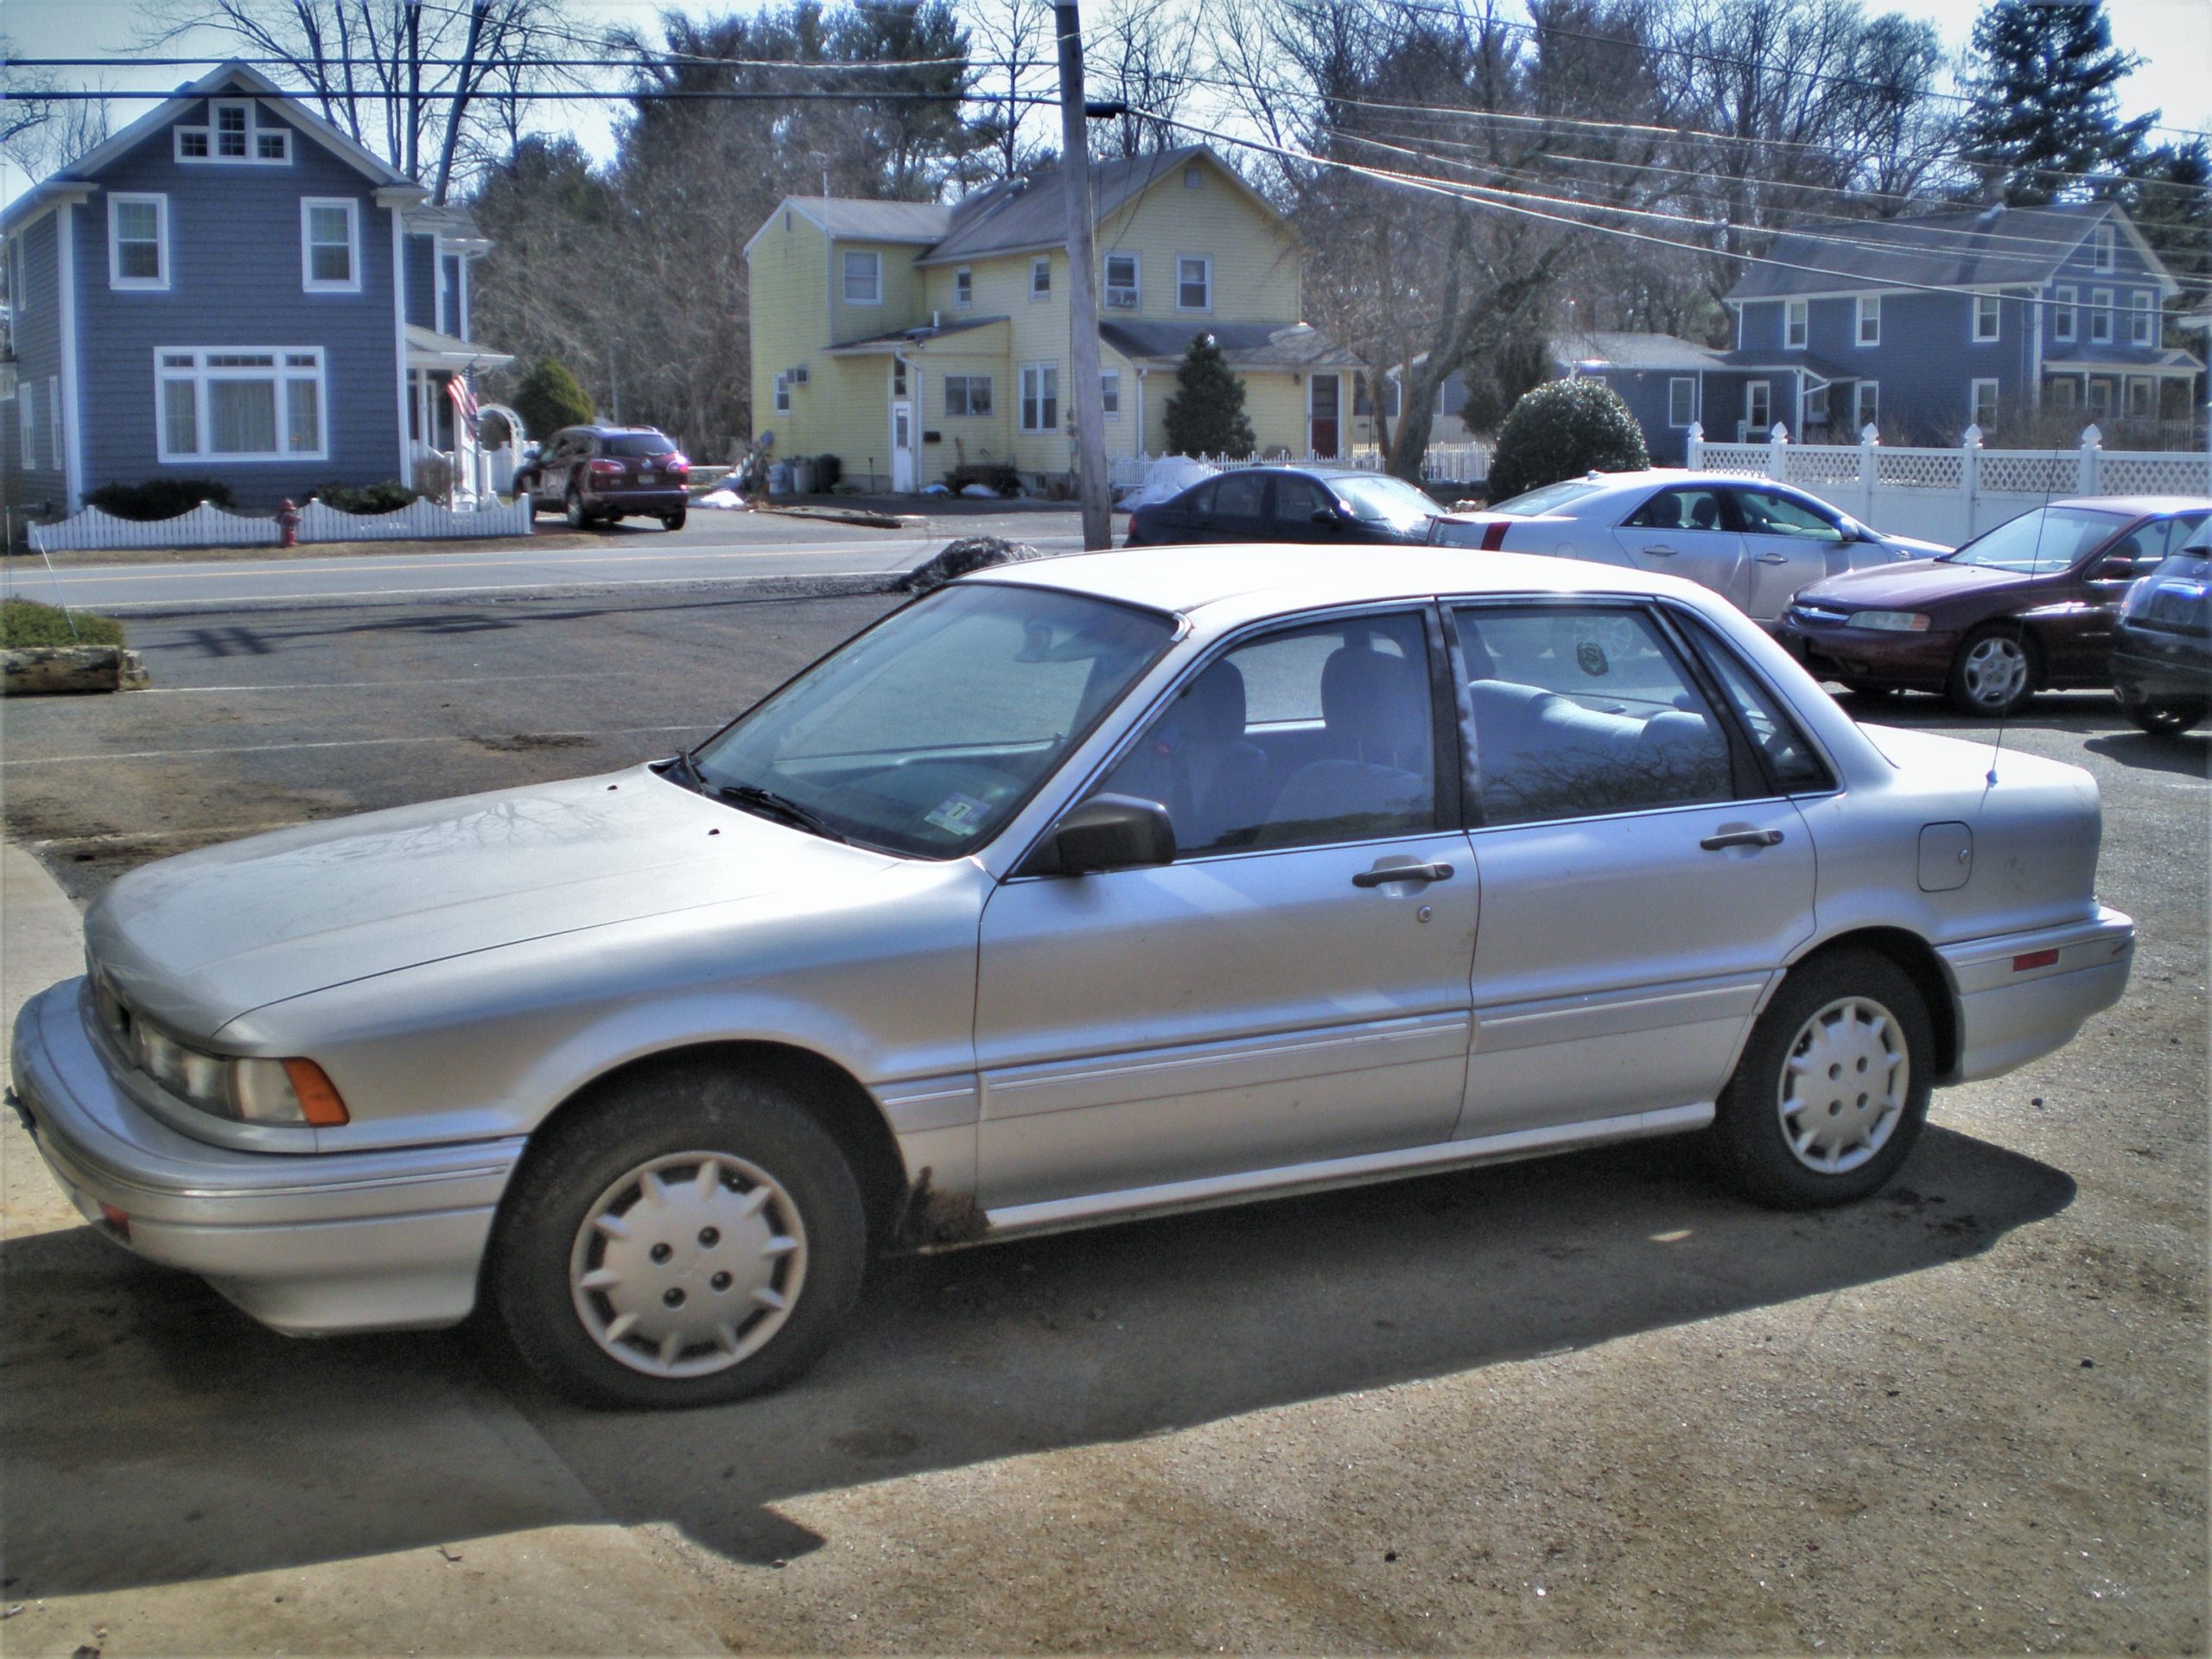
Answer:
[
  {"left": 2084, "top": 730, "right": 2211, "bottom": 777},
  {"left": 1, "top": 1127, "right": 2072, "bottom": 1597}
]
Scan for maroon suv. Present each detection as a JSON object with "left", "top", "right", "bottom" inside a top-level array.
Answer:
[
  {"left": 518, "top": 425, "right": 690, "bottom": 531},
  {"left": 1779, "top": 497, "right": 2210, "bottom": 716}
]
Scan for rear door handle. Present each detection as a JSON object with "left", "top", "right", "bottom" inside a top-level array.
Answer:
[
  {"left": 1700, "top": 829, "right": 1784, "bottom": 851},
  {"left": 1755, "top": 552, "right": 1790, "bottom": 564},
  {"left": 1643, "top": 543, "right": 1677, "bottom": 556},
  {"left": 1352, "top": 861, "right": 1456, "bottom": 888}
]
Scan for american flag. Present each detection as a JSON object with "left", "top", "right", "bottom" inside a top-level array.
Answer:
[{"left": 444, "top": 374, "right": 480, "bottom": 431}]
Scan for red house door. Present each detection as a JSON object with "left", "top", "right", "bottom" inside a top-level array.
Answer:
[{"left": 1308, "top": 373, "right": 1342, "bottom": 458}]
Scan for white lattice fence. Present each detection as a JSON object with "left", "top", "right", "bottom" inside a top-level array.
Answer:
[
  {"left": 2099, "top": 453, "right": 2212, "bottom": 495},
  {"left": 1873, "top": 448, "right": 1965, "bottom": 491},
  {"left": 1978, "top": 451, "right": 2082, "bottom": 495},
  {"left": 30, "top": 503, "right": 281, "bottom": 553},
  {"left": 1781, "top": 448, "right": 1866, "bottom": 487},
  {"left": 1691, "top": 442, "right": 1770, "bottom": 477},
  {"left": 298, "top": 495, "right": 534, "bottom": 542}
]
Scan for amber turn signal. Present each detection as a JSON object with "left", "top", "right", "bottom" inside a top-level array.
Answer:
[{"left": 282, "top": 1058, "right": 351, "bottom": 1126}]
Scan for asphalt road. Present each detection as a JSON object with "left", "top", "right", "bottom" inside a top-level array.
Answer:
[{"left": 1, "top": 591, "right": 2204, "bottom": 1653}]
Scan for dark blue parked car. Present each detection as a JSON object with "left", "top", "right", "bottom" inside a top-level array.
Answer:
[
  {"left": 2113, "top": 517, "right": 2212, "bottom": 735},
  {"left": 1123, "top": 467, "right": 1442, "bottom": 548}
]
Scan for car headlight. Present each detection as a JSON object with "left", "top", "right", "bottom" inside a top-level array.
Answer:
[
  {"left": 117, "top": 1004, "right": 348, "bottom": 1126},
  {"left": 1852, "top": 611, "right": 1932, "bottom": 632}
]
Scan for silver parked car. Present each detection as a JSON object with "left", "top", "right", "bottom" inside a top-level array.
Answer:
[
  {"left": 10, "top": 548, "right": 2133, "bottom": 1408},
  {"left": 1431, "top": 470, "right": 1949, "bottom": 624}
]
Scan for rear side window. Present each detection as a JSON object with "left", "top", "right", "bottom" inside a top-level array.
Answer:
[
  {"left": 1624, "top": 488, "right": 1727, "bottom": 532},
  {"left": 1693, "top": 632, "right": 1835, "bottom": 794},
  {"left": 1213, "top": 472, "right": 1266, "bottom": 518}
]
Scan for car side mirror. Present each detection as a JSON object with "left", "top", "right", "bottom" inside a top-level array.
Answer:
[
  {"left": 2092, "top": 556, "right": 2138, "bottom": 583},
  {"left": 1311, "top": 506, "right": 1342, "bottom": 528},
  {"left": 1020, "top": 794, "right": 1177, "bottom": 877}
]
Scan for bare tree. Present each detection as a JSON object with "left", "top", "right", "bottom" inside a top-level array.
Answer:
[
  {"left": 2, "top": 45, "right": 111, "bottom": 178},
  {"left": 1089, "top": 0, "right": 1205, "bottom": 158},
  {"left": 953, "top": 0, "right": 1055, "bottom": 181}
]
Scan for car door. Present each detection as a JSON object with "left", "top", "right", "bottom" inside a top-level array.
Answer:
[
  {"left": 1611, "top": 486, "right": 1748, "bottom": 608},
  {"left": 1447, "top": 601, "right": 1818, "bottom": 1139},
  {"left": 1727, "top": 485, "right": 1850, "bottom": 621},
  {"left": 2059, "top": 512, "right": 2209, "bottom": 682},
  {"left": 972, "top": 607, "right": 1478, "bottom": 1211},
  {"left": 1145, "top": 479, "right": 1212, "bottom": 544},
  {"left": 1193, "top": 469, "right": 1269, "bottom": 543},
  {"left": 1268, "top": 473, "right": 1338, "bottom": 543}
]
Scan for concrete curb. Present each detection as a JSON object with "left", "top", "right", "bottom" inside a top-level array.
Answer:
[
  {"left": 0, "top": 644, "right": 149, "bottom": 694},
  {"left": 761, "top": 505, "right": 930, "bottom": 531},
  {"left": 77, "top": 569, "right": 912, "bottom": 621}
]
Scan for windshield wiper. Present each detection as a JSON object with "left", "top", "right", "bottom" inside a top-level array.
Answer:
[{"left": 708, "top": 781, "right": 849, "bottom": 842}]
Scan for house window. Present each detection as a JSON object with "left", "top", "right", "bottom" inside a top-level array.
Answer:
[
  {"left": 301, "top": 199, "right": 360, "bottom": 292},
  {"left": 1030, "top": 257, "right": 1052, "bottom": 299},
  {"left": 2046, "top": 377, "right": 2078, "bottom": 411},
  {"left": 1020, "top": 362, "right": 1058, "bottom": 432},
  {"left": 2131, "top": 291, "right": 2155, "bottom": 346},
  {"left": 2126, "top": 377, "right": 2153, "bottom": 417},
  {"left": 1669, "top": 376, "right": 1698, "bottom": 428},
  {"left": 773, "top": 372, "right": 791, "bottom": 414},
  {"left": 1973, "top": 293, "right": 2000, "bottom": 343},
  {"left": 47, "top": 376, "right": 61, "bottom": 468},
  {"left": 2093, "top": 223, "right": 2115, "bottom": 272},
  {"left": 2090, "top": 288, "right": 2113, "bottom": 344},
  {"left": 2053, "top": 285, "right": 2077, "bottom": 344},
  {"left": 175, "top": 99, "right": 289, "bottom": 165},
  {"left": 944, "top": 375, "right": 992, "bottom": 416},
  {"left": 216, "top": 103, "right": 249, "bottom": 157},
  {"left": 1101, "top": 371, "right": 1120, "bottom": 418},
  {"left": 1184, "top": 164, "right": 1202, "bottom": 188},
  {"left": 1177, "top": 256, "right": 1211, "bottom": 312},
  {"left": 1855, "top": 296, "right": 1881, "bottom": 346},
  {"left": 2088, "top": 378, "right": 2113, "bottom": 416},
  {"left": 18, "top": 389, "right": 32, "bottom": 469},
  {"left": 1853, "top": 382, "right": 1879, "bottom": 430},
  {"left": 842, "top": 250, "right": 881, "bottom": 304},
  {"left": 1103, "top": 252, "right": 1139, "bottom": 309},
  {"left": 954, "top": 266, "right": 972, "bottom": 306},
  {"left": 891, "top": 356, "right": 907, "bottom": 397},
  {"left": 108, "top": 194, "right": 168, "bottom": 290},
  {"left": 1969, "top": 378, "right": 1999, "bottom": 430},
  {"left": 154, "top": 347, "right": 327, "bottom": 462},
  {"left": 1745, "top": 380, "right": 1771, "bottom": 435},
  {"left": 1784, "top": 300, "right": 1807, "bottom": 349}
]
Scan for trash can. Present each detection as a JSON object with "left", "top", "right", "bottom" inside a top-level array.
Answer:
[
  {"left": 768, "top": 461, "right": 795, "bottom": 496},
  {"left": 792, "top": 457, "right": 817, "bottom": 495}
]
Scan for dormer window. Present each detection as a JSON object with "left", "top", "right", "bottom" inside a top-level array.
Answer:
[
  {"left": 175, "top": 99, "right": 290, "bottom": 165},
  {"left": 2092, "top": 223, "right": 2115, "bottom": 272}
]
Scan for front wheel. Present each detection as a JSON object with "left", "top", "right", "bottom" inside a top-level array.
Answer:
[
  {"left": 1841, "top": 680, "right": 1897, "bottom": 702},
  {"left": 489, "top": 1069, "right": 868, "bottom": 1409},
  {"left": 1709, "top": 947, "right": 1933, "bottom": 1208},
  {"left": 662, "top": 507, "right": 688, "bottom": 531},
  {"left": 2121, "top": 695, "right": 2208, "bottom": 736},
  {"left": 1947, "top": 626, "right": 2035, "bottom": 718}
]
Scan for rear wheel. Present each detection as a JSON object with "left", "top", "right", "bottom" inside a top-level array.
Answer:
[
  {"left": 662, "top": 507, "right": 687, "bottom": 531},
  {"left": 1841, "top": 680, "right": 1897, "bottom": 702},
  {"left": 564, "top": 487, "right": 590, "bottom": 531},
  {"left": 2120, "top": 696, "right": 2208, "bottom": 736},
  {"left": 489, "top": 1068, "right": 867, "bottom": 1409},
  {"left": 1947, "top": 626, "right": 2035, "bottom": 718}
]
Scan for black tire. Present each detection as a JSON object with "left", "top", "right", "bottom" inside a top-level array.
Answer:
[
  {"left": 563, "top": 487, "right": 590, "bottom": 531},
  {"left": 662, "top": 507, "right": 688, "bottom": 531},
  {"left": 2121, "top": 696, "right": 2208, "bottom": 737},
  {"left": 488, "top": 1066, "right": 868, "bottom": 1409},
  {"left": 1946, "top": 624, "right": 2036, "bottom": 718},
  {"left": 1709, "top": 947, "right": 1933, "bottom": 1209},
  {"left": 1841, "top": 680, "right": 1897, "bottom": 702}
]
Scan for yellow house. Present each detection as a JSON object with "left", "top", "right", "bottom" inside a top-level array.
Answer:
[{"left": 743, "top": 146, "right": 1370, "bottom": 492}]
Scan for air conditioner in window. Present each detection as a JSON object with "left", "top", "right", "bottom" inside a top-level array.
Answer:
[
  {"left": 1104, "top": 289, "right": 1139, "bottom": 309},
  {"left": 790, "top": 364, "right": 810, "bottom": 385}
]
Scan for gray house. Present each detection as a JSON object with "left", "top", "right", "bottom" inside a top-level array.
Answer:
[
  {"left": 1, "top": 61, "right": 509, "bottom": 517},
  {"left": 1724, "top": 202, "right": 2202, "bottom": 446}
]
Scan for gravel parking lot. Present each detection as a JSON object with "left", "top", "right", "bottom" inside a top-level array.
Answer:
[{"left": 2, "top": 588, "right": 2203, "bottom": 1654}]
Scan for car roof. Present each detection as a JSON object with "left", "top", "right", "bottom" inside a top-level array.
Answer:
[{"left": 965, "top": 543, "right": 1716, "bottom": 625}]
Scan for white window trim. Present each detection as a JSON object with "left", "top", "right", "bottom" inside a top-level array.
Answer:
[
  {"left": 1101, "top": 370, "right": 1121, "bottom": 419},
  {"left": 2052, "top": 285, "right": 2077, "bottom": 344},
  {"left": 2093, "top": 223, "right": 2115, "bottom": 273},
  {"left": 1019, "top": 361, "right": 1058, "bottom": 432},
  {"left": 1783, "top": 300, "right": 1808, "bottom": 350},
  {"left": 954, "top": 265, "right": 973, "bottom": 307},
  {"left": 2047, "top": 376, "right": 2079, "bottom": 410},
  {"left": 2089, "top": 288, "right": 2113, "bottom": 345},
  {"left": 842, "top": 249, "right": 882, "bottom": 306},
  {"left": 1969, "top": 378, "right": 1999, "bottom": 428},
  {"left": 1030, "top": 256, "right": 1052, "bottom": 300},
  {"left": 1972, "top": 292, "right": 2000, "bottom": 344},
  {"left": 1854, "top": 382, "right": 1879, "bottom": 429},
  {"left": 175, "top": 98, "right": 291, "bottom": 166},
  {"left": 943, "top": 374, "right": 993, "bottom": 417},
  {"left": 107, "top": 193, "right": 170, "bottom": 292},
  {"left": 1176, "top": 254, "right": 1212, "bottom": 314},
  {"left": 1855, "top": 295, "right": 1881, "bottom": 346},
  {"left": 773, "top": 372, "right": 791, "bottom": 414},
  {"left": 300, "top": 197, "right": 362, "bottom": 294},
  {"left": 153, "top": 346, "right": 329, "bottom": 464},
  {"left": 48, "top": 376, "right": 62, "bottom": 468},
  {"left": 2087, "top": 378, "right": 2113, "bottom": 416},
  {"left": 1745, "top": 380, "right": 1771, "bottom": 433},
  {"left": 17, "top": 388, "right": 31, "bottom": 461},
  {"left": 1668, "top": 376, "right": 1699, "bottom": 428},
  {"left": 2130, "top": 291, "right": 2155, "bottom": 346},
  {"left": 1103, "top": 251, "right": 1141, "bottom": 309}
]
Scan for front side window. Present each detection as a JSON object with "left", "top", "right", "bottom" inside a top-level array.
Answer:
[
  {"left": 944, "top": 374, "right": 992, "bottom": 416},
  {"left": 693, "top": 583, "right": 1174, "bottom": 859},
  {"left": 1784, "top": 300, "right": 1808, "bottom": 349},
  {"left": 110, "top": 194, "right": 168, "bottom": 289},
  {"left": 1177, "top": 256, "right": 1211, "bottom": 311},
  {"left": 1091, "top": 610, "right": 1437, "bottom": 856},
  {"left": 155, "top": 347, "right": 326, "bottom": 461},
  {"left": 842, "top": 250, "right": 881, "bottom": 304},
  {"left": 1020, "top": 363, "right": 1058, "bottom": 432},
  {"left": 2053, "top": 285, "right": 2077, "bottom": 343},
  {"left": 1454, "top": 605, "right": 1732, "bottom": 827},
  {"left": 1856, "top": 296, "right": 1881, "bottom": 346},
  {"left": 1271, "top": 474, "right": 1329, "bottom": 526},
  {"left": 1625, "top": 486, "right": 1728, "bottom": 533},
  {"left": 1974, "top": 293, "right": 2000, "bottom": 343},
  {"left": 1732, "top": 486, "right": 1843, "bottom": 541},
  {"left": 301, "top": 199, "right": 359, "bottom": 291}
]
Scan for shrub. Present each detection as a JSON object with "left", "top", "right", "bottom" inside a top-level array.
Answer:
[
  {"left": 813, "top": 453, "right": 843, "bottom": 493},
  {"left": 1484, "top": 378, "right": 1649, "bottom": 502},
  {"left": 312, "top": 480, "right": 418, "bottom": 515},
  {"left": 1163, "top": 332, "right": 1255, "bottom": 458},
  {"left": 512, "top": 357, "right": 594, "bottom": 445},
  {"left": 945, "top": 461, "right": 1020, "bottom": 497},
  {"left": 1, "top": 597, "right": 125, "bottom": 648},
  {"left": 83, "top": 479, "right": 236, "bottom": 521}
]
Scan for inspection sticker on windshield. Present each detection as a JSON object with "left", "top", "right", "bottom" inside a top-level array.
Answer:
[{"left": 924, "top": 792, "right": 989, "bottom": 835}]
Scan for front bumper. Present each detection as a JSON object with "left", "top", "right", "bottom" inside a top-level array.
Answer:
[
  {"left": 1780, "top": 621, "right": 1958, "bottom": 690},
  {"left": 1935, "top": 907, "right": 2135, "bottom": 1084},
  {"left": 7, "top": 979, "right": 525, "bottom": 1336}
]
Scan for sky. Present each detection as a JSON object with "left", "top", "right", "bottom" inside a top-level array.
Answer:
[{"left": 3, "top": 0, "right": 2207, "bottom": 212}]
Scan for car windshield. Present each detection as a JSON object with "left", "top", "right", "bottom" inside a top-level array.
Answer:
[
  {"left": 1490, "top": 480, "right": 1604, "bottom": 516},
  {"left": 604, "top": 433, "right": 677, "bottom": 458},
  {"left": 1941, "top": 505, "right": 2124, "bottom": 574},
  {"left": 690, "top": 583, "right": 1175, "bottom": 858},
  {"left": 1332, "top": 474, "right": 1440, "bottom": 530}
]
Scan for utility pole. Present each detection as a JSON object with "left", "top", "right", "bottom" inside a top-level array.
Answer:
[
  {"left": 1054, "top": 1, "right": 1113, "bottom": 550},
  {"left": 404, "top": 0, "right": 423, "bottom": 181}
]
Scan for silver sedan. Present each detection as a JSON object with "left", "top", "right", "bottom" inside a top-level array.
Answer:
[
  {"left": 10, "top": 548, "right": 2132, "bottom": 1408},
  {"left": 1432, "top": 470, "right": 1949, "bottom": 623}
]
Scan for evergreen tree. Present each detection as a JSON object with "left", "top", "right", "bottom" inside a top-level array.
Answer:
[
  {"left": 1162, "top": 334, "right": 1256, "bottom": 457},
  {"left": 2119, "top": 139, "right": 2211, "bottom": 336},
  {"left": 512, "top": 358, "right": 594, "bottom": 443},
  {"left": 1484, "top": 378, "right": 1647, "bottom": 503},
  {"left": 1960, "top": 0, "right": 2152, "bottom": 204}
]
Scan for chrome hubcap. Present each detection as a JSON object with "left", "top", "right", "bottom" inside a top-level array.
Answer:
[
  {"left": 569, "top": 1152, "right": 806, "bottom": 1377},
  {"left": 1777, "top": 995, "right": 1908, "bottom": 1174},
  {"left": 1961, "top": 637, "right": 2027, "bottom": 709}
]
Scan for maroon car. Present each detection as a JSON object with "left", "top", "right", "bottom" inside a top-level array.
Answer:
[
  {"left": 518, "top": 425, "right": 691, "bottom": 531},
  {"left": 1779, "top": 497, "right": 2211, "bottom": 717}
]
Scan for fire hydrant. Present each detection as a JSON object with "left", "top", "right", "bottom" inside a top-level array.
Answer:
[{"left": 276, "top": 498, "right": 300, "bottom": 549}]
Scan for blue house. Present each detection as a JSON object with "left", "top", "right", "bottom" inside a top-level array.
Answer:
[
  {"left": 1723, "top": 202, "right": 2202, "bottom": 446},
  {"left": 1, "top": 61, "right": 510, "bottom": 517}
]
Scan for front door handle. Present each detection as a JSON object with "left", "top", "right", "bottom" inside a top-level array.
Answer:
[
  {"left": 1643, "top": 543, "right": 1677, "bottom": 556},
  {"left": 1352, "top": 861, "right": 1456, "bottom": 888},
  {"left": 1701, "top": 828, "right": 1784, "bottom": 851},
  {"left": 1755, "top": 552, "right": 1790, "bottom": 564}
]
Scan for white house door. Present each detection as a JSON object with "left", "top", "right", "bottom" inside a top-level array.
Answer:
[
  {"left": 1308, "top": 374, "right": 1342, "bottom": 458},
  {"left": 1742, "top": 381, "right": 1772, "bottom": 441},
  {"left": 891, "top": 402, "right": 915, "bottom": 492}
]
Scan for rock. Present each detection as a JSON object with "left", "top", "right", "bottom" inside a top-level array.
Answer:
[
  {"left": 0, "top": 645, "right": 144, "bottom": 696},
  {"left": 898, "top": 536, "right": 1052, "bottom": 594}
]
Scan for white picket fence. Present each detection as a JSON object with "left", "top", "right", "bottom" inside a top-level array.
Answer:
[
  {"left": 1688, "top": 422, "right": 2212, "bottom": 545},
  {"left": 29, "top": 494, "right": 535, "bottom": 554},
  {"left": 1106, "top": 442, "right": 1493, "bottom": 494}
]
